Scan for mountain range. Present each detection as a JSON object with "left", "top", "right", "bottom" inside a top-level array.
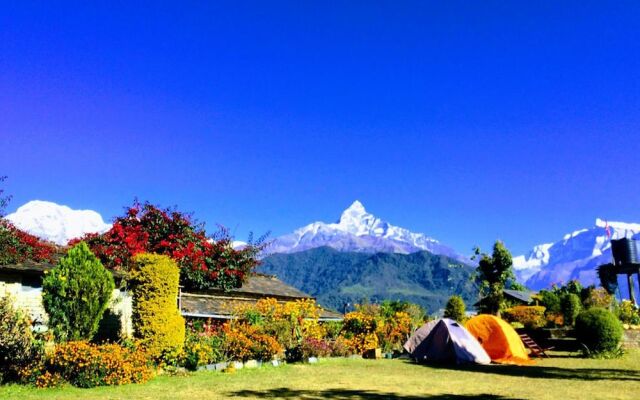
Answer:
[
  {"left": 5, "top": 199, "right": 639, "bottom": 298},
  {"left": 266, "top": 200, "right": 467, "bottom": 262},
  {"left": 259, "top": 246, "right": 477, "bottom": 313}
]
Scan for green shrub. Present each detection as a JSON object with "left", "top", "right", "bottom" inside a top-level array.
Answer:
[
  {"left": 561, "top": 293, "right": 582, "bottom": 326},
  {"left": 503, "top": 305, "right": 546, "bottom": 329},
  {"left": 575, "top": 308, "right": 623, "bottom": 357},
  {"left": 538, "top": 290, "right": 561, "bottom": 314},
  {"left": 0, "top": 296, "right": 41, "bottom": 383},
  {"left": 443, "top": 295, "right": 466, "bottom": 322},
  {"left": 130, "top": 253, "right": 185, "bottom": 362},
  {"left": 42, "top": 242, "right": 115, "bottom": 341},
  {"left": 323, "top": 321, "right": 344, "bottom": 340}
]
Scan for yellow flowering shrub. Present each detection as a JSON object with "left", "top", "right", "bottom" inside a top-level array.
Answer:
[
  {"left": 130, "top": 253, "right": 185, "bottom": 362},
  {"left": 340, "top": 312, "right": 379, "bottom": 353},
  {"left": 234, "top": 298, "right": 323, "bottom": 353}
]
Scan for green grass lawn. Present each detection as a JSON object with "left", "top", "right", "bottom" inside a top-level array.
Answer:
[{"left": 2, "top": 350, "right": 638, "bottom": 400}]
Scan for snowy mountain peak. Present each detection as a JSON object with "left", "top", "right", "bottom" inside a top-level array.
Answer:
[
  {"left": 267, "top": 201, "right": 467, "bottom": 262},
  {"left": 340, "top": 200, "right": 366, "bottom": 220},
  {"left": 514, "top": 218, "right": 640, "bottom": 290},
  {"left": 6, "top": 200, "right": 111, "bottom": 245}
]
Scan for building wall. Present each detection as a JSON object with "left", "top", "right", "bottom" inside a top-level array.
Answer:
[{"left": 0, "top": 272, "right": 133, "bottom": 338}]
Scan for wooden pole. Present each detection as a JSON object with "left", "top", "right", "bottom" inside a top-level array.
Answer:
[{"left": 628, "top": 274, "right": 637, "bottom": 306}]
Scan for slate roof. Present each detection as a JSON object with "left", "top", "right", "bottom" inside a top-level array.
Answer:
[
  {"left": 180, "top": 291, "right": 343, "bottom": 321},
  {"left": 503, "top": 289, "right": 536, "bottom": 304}
]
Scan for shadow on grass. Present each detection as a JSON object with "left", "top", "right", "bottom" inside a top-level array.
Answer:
[
  {"left": 228, "top": 388, "right": 521, "bottom": 399},
  {"left": 409, "top": 360, "right": 640, "bottom": 382}
]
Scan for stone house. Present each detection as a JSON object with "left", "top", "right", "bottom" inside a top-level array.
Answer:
[{"left": 0, "top": 262, "right": 341, "bottom": 337}]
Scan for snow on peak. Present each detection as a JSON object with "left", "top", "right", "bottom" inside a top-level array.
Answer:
[
  {"left": 268, "top": 201, "right": 466, "bottom": 261},
  {"left": 6, "top": 200, "right": 111, "bottom": 245},
  {"left": 340, "top": 200, "right": 366, "bottom": 219},
  {"left": 514, "top": 218, "right": 640, "bottom": 290}
]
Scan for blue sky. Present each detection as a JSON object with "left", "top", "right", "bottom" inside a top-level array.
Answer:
[{"left": 2, "top": 1, "right": 640, "bottom": 255}]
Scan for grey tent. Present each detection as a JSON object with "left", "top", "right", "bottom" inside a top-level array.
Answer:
[{"left": 403, "top": 318, "right": 491, "bottom": 365}]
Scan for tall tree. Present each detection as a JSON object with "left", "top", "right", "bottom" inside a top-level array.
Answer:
[{"left": 474, "top": 241, "right": 515, "bottom": 316}]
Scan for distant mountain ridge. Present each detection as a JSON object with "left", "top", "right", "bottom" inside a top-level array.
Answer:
[
  {"left": 259, "top": 246, "right": 477, "bottom": 313},
  {"left": 267, "top": 201, "right": 468, "bottom": 262},
  {"left": 513, "top": 219, "right": 640, "bottom": 290}
]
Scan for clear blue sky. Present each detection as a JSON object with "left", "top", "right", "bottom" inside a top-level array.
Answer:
[{"left": 2, "top": 1, "right": 639, "bottom": 255}]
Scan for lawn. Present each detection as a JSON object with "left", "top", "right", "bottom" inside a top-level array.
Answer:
[{"left": 2, "top": 350, "right": 638, "bottom": 400}]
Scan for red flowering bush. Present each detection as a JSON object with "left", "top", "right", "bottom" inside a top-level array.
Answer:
[
  {"left": 73, "top": 201, "right": 267, "bottom": 290},
  {"left": 301, "top": 337, "right": 332, "bottom": 358},
  {"left": 0, "top": 219, "right": 56, "bottom": 265}
]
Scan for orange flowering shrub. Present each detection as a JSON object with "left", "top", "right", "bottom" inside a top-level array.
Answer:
[
  {"left": 376, "top": 311, "right": 412, "bottom": 352},
  {"left": 37, "top": 341, "right": 152, "bottom": 388},
  {"left": 222, "top": 322, "right": 283, "bottom": 361},
  {"left": 503, "top": 306, "right": 547, "bottom": 329}
]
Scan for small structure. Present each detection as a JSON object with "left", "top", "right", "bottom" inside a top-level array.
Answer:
[
  {"left": 403, "top": 318, "right": 491, "bottom": 365},
  {"left": 598, "top": 238, "right": 640, "bottom": 305}
]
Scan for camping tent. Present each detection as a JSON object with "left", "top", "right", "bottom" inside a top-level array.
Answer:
[
  {"left": 465, "top": 314, "right": 532, "bottom": 365},
  {"left": 403, "top": 318, "right": 491, "bottom": 365}
]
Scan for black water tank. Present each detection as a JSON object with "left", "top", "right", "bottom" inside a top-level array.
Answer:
[{"left": 611, "top": 238, "right": 640, "bottom": 264}]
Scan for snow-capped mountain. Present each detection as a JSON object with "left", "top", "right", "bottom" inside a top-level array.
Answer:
[
  {"left": 6, "top": 200, "right": 111, "bottom": 245},
  {"left": 513, "top": 219, "right": 640, "bottom": 290},
  {"left": 267, "top": 200, "right": 467, "bottom": 261}
]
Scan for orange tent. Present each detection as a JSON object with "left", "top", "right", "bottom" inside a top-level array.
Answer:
[{"left": 465, "top": 314, "right": 533, "bottom": 365}]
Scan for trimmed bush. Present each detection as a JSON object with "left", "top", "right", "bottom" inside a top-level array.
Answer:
[
  {"left": 130, "top": 253, "right": 185, "bottom": 362},
  {"left": 561, "top": 293, "right": 582, "bottom": 326},
  {"left": 42, "top": 242, "right": 115, "bottom": 341},
  {"left": 443, "top": 295, "right": 466, "bottom": 322},
  {"left": 0, "top": 296, "right": 41, "bottom": 383},
  {"left": 503, "top": 305, "right": 546, "bottom": 329},
  {"left": 575, "top": 308, "right": 623, "bottom": 356}
]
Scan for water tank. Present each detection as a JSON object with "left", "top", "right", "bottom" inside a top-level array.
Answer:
[{"left": 611, "top": 238, "right": 640, "bottom": 265}]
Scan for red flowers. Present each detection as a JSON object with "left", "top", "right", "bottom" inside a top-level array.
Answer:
[
  {"left": 0, "top": 220, "right": 56, "bottom": 264},
  {"left": 72, "top": 201, "right": 267, "bottom": 291}
]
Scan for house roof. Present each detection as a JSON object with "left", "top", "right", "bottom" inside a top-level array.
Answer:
[
  {"left": 474, "top": 289, "right": 537, "bottom": 307},
  {"left": 180, "top": 292, "right": 343, "bottom": 321},
  {"left": 196, "top": 274, "right": 312, "bottom": 300},
  {"left": 503, "top": 289, "right": 536, "bottom": 304}
]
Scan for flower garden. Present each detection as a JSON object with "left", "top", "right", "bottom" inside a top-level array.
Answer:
[{"left": 1, "top": 200, "right": 639, "bottom": 399}]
